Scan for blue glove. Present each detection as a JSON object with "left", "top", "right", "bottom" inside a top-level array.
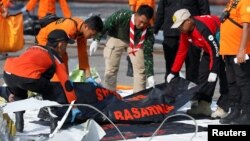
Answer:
[
  {"left": 71, "top": 108, "right": 82, "bottom": 123},
  {"left": 86, "top": 77, "right": 98, "bottom": 86}
]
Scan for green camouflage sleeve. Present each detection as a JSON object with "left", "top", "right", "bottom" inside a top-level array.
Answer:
[
  {"left": 95, "top": 9, "right": 131, "bottom": 41},
  {"left": 143, "top": 27, "right": 155, "bottom": 77}
]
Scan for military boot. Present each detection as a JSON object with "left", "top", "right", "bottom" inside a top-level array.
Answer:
[{"left": 231, "top": 106, "right": 250, "bottom": 125}]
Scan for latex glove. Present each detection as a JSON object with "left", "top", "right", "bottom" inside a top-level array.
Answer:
[
  {"left": 71, "top": 107, "right": 82, "bottom": 123},
  {"left": 166, "top": 73, "right": 175, "bottom": 83},
  {"left": 147, "top": 76, "right": 155, "bottom": 88},
  {"left": 89, "top": 41, "right": 99, "bottom": 56},
  {"left": 86, "top": 77, "right": 98, "bottom": 86},
  {"left": 207, "top": 72, "right": 217, "bottom": 82}
]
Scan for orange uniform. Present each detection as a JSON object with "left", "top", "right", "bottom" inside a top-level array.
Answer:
[
  {"left": 220, "top": 0, "right": 250, "bottom": 55},
  {"left": 129, "top": 0, "right": 155, "bottom": 25},
  {"left": 129, "top": 0, "right": 155, "bottom": 12},
  {"left": 25, "top": 0, "right": 71, "bottom": 19},
  {"left": 4, "top": 46, "right": 76, "bottom": 103},
  {"left": 36, "top": 17, "right": 89, "bottom": 72}
]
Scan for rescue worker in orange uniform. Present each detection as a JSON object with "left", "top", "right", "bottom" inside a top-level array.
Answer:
[
  {"left": 3, "top": 29, "right": 81, "bottom": 132},
  {"left": 22, "top": 0, "right": 71, "bottom": 19},
  {"left": 219, "top": 0, "right": 250, "bottom": 125},
  {"left": 36, "top": 16, "right": 103, "bottom": 83}
]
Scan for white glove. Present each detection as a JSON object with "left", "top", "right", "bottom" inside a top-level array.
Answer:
[
  {"left": 147, "top": 76, "right": 155, "bottom": 88},
  {"left": 207, "top": 72, "right": 217, "bottom": 82},
  {"left": 166, "top": 73, "right": 175, "bottom": 83},
  {"left": 89, "top": 41, "right": 99, "bottom": 56}
]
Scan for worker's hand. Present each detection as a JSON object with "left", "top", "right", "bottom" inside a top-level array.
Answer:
[
  {"left": 207, "top": 72, "right": 217, "bottom": 82},
  {"left": 147, "top": 76, "right": 155, "bottom": 88},
  {"left": 166, "top": 73, "right": 176, "bottom": 83},
  {"left": 71, "top": 107, "right": 82, "bottom": 123},
  {"left": 8, "top": 94, "right": 15, "bottom": 102},
  {"left": 89, "top": 41, "right": 99, "bottom": 56}
]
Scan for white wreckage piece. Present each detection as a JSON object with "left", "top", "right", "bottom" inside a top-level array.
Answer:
[{"left": 1, "top": 98, "right": 106, "bottom": 141}]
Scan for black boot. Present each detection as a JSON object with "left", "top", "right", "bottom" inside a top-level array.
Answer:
[
  {"left": 231, "top": 106, "right": 250, "bottom": 125},
  {"left": 231, "top": 113, "right": 250, "bottom": 125},
  {"left": 15, "top": 111, "right": 24, "bottom": 132},
  {"left": 219, "top": 105, "right": 241, "bottom": 124},
  {"left": 126, "top": 56, "right": 133, "bottom": 77}
]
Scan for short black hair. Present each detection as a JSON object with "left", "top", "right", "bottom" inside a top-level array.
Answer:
[
  {"left": 136, "top": 5, "right": 154, "bottom": 19},
  {"left": 85, "top": 15, "right": 103, "bottom": 33}
]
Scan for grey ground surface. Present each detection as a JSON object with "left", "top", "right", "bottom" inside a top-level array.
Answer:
[{"left": 0, "top": 3, "right": 224, "bottom": 100}]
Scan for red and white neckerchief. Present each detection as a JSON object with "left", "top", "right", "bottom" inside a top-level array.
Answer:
[{"left": 129, "top": 14, "right": 147, "bottom": 56}]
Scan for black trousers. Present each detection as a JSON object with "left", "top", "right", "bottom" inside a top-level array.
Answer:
[
  {"left": 216, "top": 58, "right": 229, "bottom": 111},
  {"left": 224, "top": 56, "right": 250, "bottom": 107},
  {"left": 3, "top": 72, "right": 53, "bottom": 100},
  {"left": 193, "top": 54, "right": 228, "bottom": 108},
  {"left": 162, "top": 36, "right": 200, "bottom": 83},
  {"left": 162, "top": 37, "right": 179, "bottom": 80},
  {"left": 185, "top": 46, "right": 201, "bottom": 83}
]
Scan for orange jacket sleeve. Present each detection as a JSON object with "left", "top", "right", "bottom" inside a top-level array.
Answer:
[
  {"left": 25, "top": 0, "right": 38, "bottom": 12},
  {"left": 55, "top": 56, "right": 77, "bottom": 103},
  {"left": 58, "top": 0, "right": 71, "bottom": 18},
  {"left": 77, "top": 36, "right": 89, "bottom": 70},
  {"left": 25, "top": 0, "right": 48, "bottom": 19},
  {"left": 129, "top": 0, "right": 136, "bottom": 5},
  {"left": 67, "top": 18, "right": 90, "bottom": 71},
  {"left": 71, "top": 17, "right": 90, "bottom": 71}
]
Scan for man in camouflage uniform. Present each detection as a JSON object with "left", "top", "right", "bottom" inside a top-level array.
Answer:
[{"left": 90, "top": 5, "right": 155, "bottom": 93}]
